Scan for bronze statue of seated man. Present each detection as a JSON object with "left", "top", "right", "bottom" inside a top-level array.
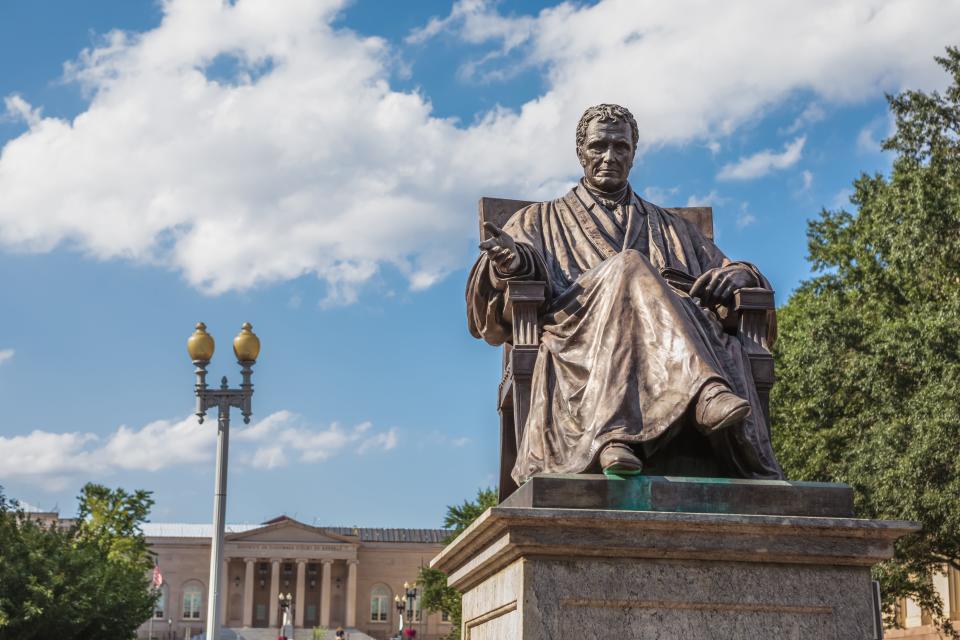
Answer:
[{"left": 467, "top": 103, "right": 783, "bottom": 484}]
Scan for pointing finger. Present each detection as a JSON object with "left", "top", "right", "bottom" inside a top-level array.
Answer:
[{"left": 482, "top": 221, "right": 503, "bottom": 238}]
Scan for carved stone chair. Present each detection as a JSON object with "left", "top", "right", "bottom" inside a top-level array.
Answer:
[{"left": 479, "top": 197, "right": 776, "bottom": 501}]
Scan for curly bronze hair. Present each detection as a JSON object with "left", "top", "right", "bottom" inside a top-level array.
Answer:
[{"left": 576, "top": 104, "right": 639, "bottom": 152}]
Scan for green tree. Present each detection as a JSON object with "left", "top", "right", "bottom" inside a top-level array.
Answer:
[
  {"left": 772, "top": 47, "right": 960, "bottom": 636},
  {"left": 417, "top": 488, "right": 498, "bottom": 640},
  {"left": 0, "top": 483, "right": 157, "bottom": 640}
]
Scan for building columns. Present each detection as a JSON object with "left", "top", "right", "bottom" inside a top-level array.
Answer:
[
  {"left": 346, "top": 559, "right": 358, "bottom": 628},
  {"left": 320, "top": 559, "right": 333, "bottom": 627},
  {"left": 295, "top": 559, "right": 307, "bottom": 628},
  {"left": 242, "top": 558, "right": 256, "bottom": 627},
  {"left": 223, "top": 555, "right": 358, "bottom": 630},
  {"left": 268, "top": 559, "right": 281, "bottom": 627}
]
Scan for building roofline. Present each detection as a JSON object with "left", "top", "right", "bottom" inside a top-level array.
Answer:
[{"left": 142, "top": 521, "right": 450, "bottom": 544}]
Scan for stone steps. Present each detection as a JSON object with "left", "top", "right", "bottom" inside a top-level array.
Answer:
[
  {"left": 226, "top": 629, "right": 277, "bottom": 640},
  {"left": 226, "top": 628, "right": 375, "bottom": 640}
]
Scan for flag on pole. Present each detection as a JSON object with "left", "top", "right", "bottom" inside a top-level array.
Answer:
[{"left": 152, "top": 564, "right": 163, "bottom": 588}]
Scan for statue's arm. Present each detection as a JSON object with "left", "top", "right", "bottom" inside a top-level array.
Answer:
[
  {"left": 466, "top": 242, "right": 547, "bottom": 346},
  {"left": 718, "top": 259, "right": 766, "bottom": 289},
  {"left": 687, "top": 223, "right": 776, "bottom": 343}
]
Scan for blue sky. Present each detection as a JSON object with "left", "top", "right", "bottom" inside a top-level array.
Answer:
[{"left": 0, "top": 0, "right": 957, "bottom": 528}]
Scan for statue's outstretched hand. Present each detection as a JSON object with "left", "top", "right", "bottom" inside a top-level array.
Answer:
[
  {"left": 480, "top": 221, "right": 522, "bottom": 275},
  {"left": 690, "top": 266, "right": 756, "bottom": 306}
]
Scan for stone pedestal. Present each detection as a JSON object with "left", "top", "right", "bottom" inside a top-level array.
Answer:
[{"left": 431, "top": 475, "right": 917, "bottom": 640}]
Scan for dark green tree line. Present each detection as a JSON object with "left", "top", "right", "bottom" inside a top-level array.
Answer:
[
  {"left": 0, "top": 483, "right": 157, "bottom": 639},
  {"left": 773, "top": 47, "right": 960, "bottom": 635}
]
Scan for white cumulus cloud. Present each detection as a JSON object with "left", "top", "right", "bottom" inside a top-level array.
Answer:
[
  {"left": 685, "top": 190, "right": 727, "bottom": 207},
  {"left": 642, "top": 185, "right": 679, "bottom": 204},
  {"left": 250, "top": 445, "right": 287, "bottom": 470},
  {"left": 781, "top": 102, "right": 826, "bottom": 134},
  {"left": 718, "top": 136, "right": 806, "bottom": 181},
  {"left": 100, "top": 415, "right": 214, "bottom": 472},
  {"left": 233, "top": 411, "right": 398, "bottom": 464},
  {"left": 0, "top": 349, "right": 14, "bottom": 365},
  {"left": 3, "top": 95, "right": 42, "bottom": 127},
  {"left": 737, "top": 211, "right": 758, "bottom": 229},
  {"left": 735, "top": 203, "right": 757, "bottom": 229},
  {"left": 857, "top": 116, "right": 893, "bottom": 153},
  {"left": 0, "top": 0, "right": 956, "bottom": 300},
  {"left": 0, "top": 410, "right": 397, "bottom": 489},
  {"left": 0, "top": 430, "right": 101, "bottom": 490}
]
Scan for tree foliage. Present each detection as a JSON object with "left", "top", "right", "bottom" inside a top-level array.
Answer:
[
  {"left": 0, "top": 483, "right": 157, "bottom": 640},
  {"left": 772, "top": 47, "right": 960, "bottom": 635},
  {"left": 418, "top": 488, "right": 498, "bottom": 640}
]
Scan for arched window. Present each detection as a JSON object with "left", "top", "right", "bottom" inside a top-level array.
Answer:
[
  {"left": 370, "top": 585, "right": 391, "bottom": 622},
  {"left": 154, "top": 585, "right": 167, "bottom": 619},
  {"left": 182, "top": 583, "right": 203, "bottom": 620}
]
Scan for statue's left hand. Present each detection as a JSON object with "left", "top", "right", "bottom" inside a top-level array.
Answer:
[{"left": 690, "top": 266, "right": 756, "bottom": 306}]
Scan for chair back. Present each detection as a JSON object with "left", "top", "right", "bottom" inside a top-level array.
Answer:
[{"left": 479, "top": 197, "right": 713, "bottom": 240}]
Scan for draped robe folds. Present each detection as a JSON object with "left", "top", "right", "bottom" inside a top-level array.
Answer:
[{"left": 467, "top": 182, "right": 784, "bottom": 484}]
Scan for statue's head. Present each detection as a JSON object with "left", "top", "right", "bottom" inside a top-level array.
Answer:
[{"left": 576, "top": 104, "right": 638, "bottom": 193}]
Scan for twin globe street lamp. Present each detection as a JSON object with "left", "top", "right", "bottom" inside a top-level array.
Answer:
[
  {"left": 186, "top": 322, "right": 261, "bottom": 640},
  {"left": 279, "top": 592, "right": 294, "bottom": 637},
  {"left": 394, "top": 582, "right": 419, "bottom": 636}
]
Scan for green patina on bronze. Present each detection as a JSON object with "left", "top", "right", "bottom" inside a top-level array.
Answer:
[
  {"left": 502, "top": 473, "right": 854, "bottom": 518},
  {"left": 603, "top": 473, "right": 654, "bottom": 511},
  {"left": 603, "top": 475, "right": 737, "bottom": 514}
]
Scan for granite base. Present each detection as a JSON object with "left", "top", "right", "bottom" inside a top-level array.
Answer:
[{"left": 431, "top": 476, "right": 917, "bottom": 640}]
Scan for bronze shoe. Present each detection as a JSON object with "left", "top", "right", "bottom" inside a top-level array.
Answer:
[
  {"left": 695, "top": 382, "right": 751, "bottom": 433},
  {"left": 600, "top": 442, "right": 643, "bottom": 476}
]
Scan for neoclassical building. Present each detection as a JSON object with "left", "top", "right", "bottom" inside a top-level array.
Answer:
[
  {"left": 138, "top": 516, "right": 451, "bottom": 640},
  {"left": 886, "top": 567, "right": 960, "bottom": 639}
]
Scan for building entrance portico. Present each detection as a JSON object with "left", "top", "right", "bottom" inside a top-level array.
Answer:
[
  {"left": 221, "top": 517, "right": 360, "bottom": 630},
  {"left": 137, "top": 515, "right": 452, "bottom": 640}
]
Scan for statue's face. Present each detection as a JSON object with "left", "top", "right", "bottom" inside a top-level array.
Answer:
[{"left": 577, "top": 118, "right": 635, "bottom": 192}]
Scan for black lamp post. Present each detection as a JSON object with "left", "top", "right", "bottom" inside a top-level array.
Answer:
[
  {"left": 278, "top": 592, "right": 293, "bottom": 638},
  {"left": 186, "top": 321, "right": 260, "bottom": 640},
  {"left": 394, "top": 594, "right": 405, "bottom": 635},
  {"left": 403, "top": 582, "right": 418, "bottom": 636}
]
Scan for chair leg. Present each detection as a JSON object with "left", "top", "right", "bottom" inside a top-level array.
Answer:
[
  {"left": 498, "top": 408, "right": 519, "bottom": 503},
  {"left": 753, "top": 374, "right": 773, "bottom": 432},
  {"left": 735, "top": 291, "right": 776, "bottom": 438}
]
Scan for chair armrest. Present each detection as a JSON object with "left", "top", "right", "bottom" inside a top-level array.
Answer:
[
  {"left": 734, "top": 288, "right": 776, "bottom": 426},
  {"left": 734, "top": 287, "right": 775, "bottom": 352},
  {"left": 504, "top": 280, "right": 547, "bottom": 347}
]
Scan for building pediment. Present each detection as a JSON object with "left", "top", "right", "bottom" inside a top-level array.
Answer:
[{"left": 226, "top": 517, "right": 357, "bottom": 545}]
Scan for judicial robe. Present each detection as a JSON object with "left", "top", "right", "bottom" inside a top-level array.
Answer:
[{"left": 467, "top": 181, "right": 784, "bottom": 484}]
